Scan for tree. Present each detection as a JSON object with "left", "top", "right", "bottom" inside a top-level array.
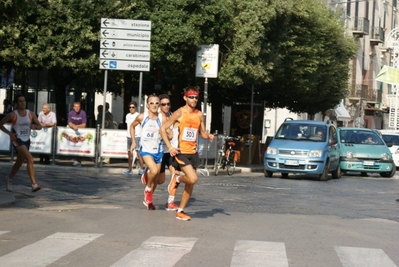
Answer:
[{"left": 0, "top": 0, "right": 141, "bottom": 124}]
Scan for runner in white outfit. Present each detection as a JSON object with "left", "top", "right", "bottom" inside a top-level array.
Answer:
[{"left": 129, "top": 95, "right": 165, "bottom": 210}]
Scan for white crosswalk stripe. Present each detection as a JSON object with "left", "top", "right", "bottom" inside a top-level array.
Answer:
[
  {"left": 0, "top": 231, "right": 397, "bottom": 267},
  {"left": 0, "top": 232, "right": 103, "bottom": 267},
  {"left": 0, "top": 231, "right": 10, "bottom": 236},
  {"left": 110, "top": 236, "right": 198, "bottom": 267},
  {"left": 230, "top": 240, "right": 289, "bottom": 267},
  {"left": 335, "top": 246, "right": 398, "bottom": 267}
]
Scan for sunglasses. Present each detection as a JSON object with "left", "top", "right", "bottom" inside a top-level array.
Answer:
[
  {"left": 160, "top": 103, "right": 171, "bottom": 106},
  {"left": 129, "top": 106, "right": 136, "bottom": 109},
  {"left": 148, "top": 102, "right": 160, "bottom": 105},
  {"left": 187, "top": 96, "right": 199, "bottom": 100}
]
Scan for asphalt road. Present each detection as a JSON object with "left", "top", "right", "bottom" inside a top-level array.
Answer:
[{"left": 0, "top": 167, "right": 398, "bottom": 267}]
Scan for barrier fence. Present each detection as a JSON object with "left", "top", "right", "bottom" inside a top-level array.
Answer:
[{"left": 0, "top": 125, "right": 224, "bottom": 168}]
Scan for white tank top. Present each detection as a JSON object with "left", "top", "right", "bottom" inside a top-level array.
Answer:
[
  {"left": 12, "top": 110, "right": 32, "bottom": 142},
  {"left": 140, "top": 111, "right": 163, "bottom": 153}
]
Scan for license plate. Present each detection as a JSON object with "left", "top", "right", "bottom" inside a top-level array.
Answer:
[
  {"left": 363, "top": 161, "right": 375, "bottom": 166},
  {"left": 285, "top": 160, "right": 299, "bottom": 166}
]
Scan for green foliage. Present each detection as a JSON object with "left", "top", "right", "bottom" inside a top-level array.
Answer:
[{"left": 0, "top": 0, "right": 357, "bottom": 120}]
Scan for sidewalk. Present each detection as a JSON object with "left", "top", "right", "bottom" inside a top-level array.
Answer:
[{"left": 0, "top": 154, "right": 264, "bottom": 207}]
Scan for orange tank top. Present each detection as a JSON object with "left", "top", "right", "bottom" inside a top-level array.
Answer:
[{"left": 178, "top": 108, "right": 200, "bottom": 154}]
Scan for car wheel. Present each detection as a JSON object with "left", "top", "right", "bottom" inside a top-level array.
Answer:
[
  {"left": 281, "top": 173, "right": 289, "bottom": 178},
  {"left": 264, "top": 169, "right": 273, "bottom": 178},
  {"left": 361, "top": 172, "right": 368, "bottom": 177},
  {"left": 332, "top": 164, "right": 341, "bottom": 179},
  {"left": 380, "top": 167, "right": 396, "bottom": 178},
  {"left": 319, "top": 162, "right": 329, "bottom": 181}
]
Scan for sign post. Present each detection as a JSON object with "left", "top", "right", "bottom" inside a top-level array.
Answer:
[
  {"left": 195, "top": 44, "right": 219, "bottom": 167},
  {"left": 99, "top": 18, "right": 151, "bottom": 118}
]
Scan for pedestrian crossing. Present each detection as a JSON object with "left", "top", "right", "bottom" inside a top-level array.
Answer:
[{"left": 0, "top": 231, "right": 397, "bottom": 267}]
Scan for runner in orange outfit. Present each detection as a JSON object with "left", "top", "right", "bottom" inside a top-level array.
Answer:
[{"left": 160, "top": 86, "right": 214, "bottom": 221}]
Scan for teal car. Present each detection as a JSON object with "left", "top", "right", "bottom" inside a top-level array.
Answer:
[{"left": 337, "top": 127, "right": 396, "bottom": 178}]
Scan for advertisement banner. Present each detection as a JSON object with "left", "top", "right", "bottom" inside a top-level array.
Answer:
[
  {"left": 0, "top": 124, "right": 11, "bottom": 151},
  {"left": 30, "top": 127, "right": 53, "bottom": 154},
  {"left": 100, "top": 129, "right": 128, "bottom": 158},
  {"left": 56, "top": 127, "right": 96, "bottom": 157}
]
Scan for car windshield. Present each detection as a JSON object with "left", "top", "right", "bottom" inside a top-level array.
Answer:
[
  {"left": 275, "top": 123, "right": 327, "bottom": 142},
  {"left": 339, "top": 130, "right": 383, "bottom": 145},
  {"left": 381, "top": 134, "right": 399, "bottom": 145}
]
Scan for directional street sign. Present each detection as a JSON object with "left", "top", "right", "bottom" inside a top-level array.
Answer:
[
  {"left": 100, "top": 60, "right": 149, "bottom": 71},
  {"left": 101, "top": 18, "right": 151, "bottom": 31},
  {"left": 100, "top": 18, "right": 151, "bottom": 72},
  {"left": 100, "top": 29, "right": 151, "bottom": 41},
  {"left": 100, "top": 39, "right": 150, "bottom": 51},
  {"left": 100, "top": 49, "right": 150, "bottom": 61}
]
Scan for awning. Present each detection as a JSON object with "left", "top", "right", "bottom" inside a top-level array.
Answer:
[{"left": 334, "top": 103, "right": 351, "bottom": 121}]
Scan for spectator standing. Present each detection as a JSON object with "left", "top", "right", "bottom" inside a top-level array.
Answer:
[
  {"left": 68, "top": 101, "right": 87, "bottom": 166},
  {"left": 124, "top": 101, "right": 145, "bottom": 175},
  {"left": 0, "top": 94, "right": 42, "bottom": 192},
  {"left": 37, "top": 103, "right": 57, "bottom": 164}
]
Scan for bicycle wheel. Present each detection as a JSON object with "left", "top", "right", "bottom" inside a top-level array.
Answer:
[
  {"left": 226, "top": 151, "right": 235, "bottom": 176},
  {"left": 215, "top": 152, "right": 222, "bottom": 176}
]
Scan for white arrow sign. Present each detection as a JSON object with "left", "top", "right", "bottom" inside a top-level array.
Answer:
[
  {"left": 101, "top": 18, "right": 151, "bottom": 31},
  {"left": 100, "top": 39, "right": 150, "bottom": 51},
  {"left": 101, "top": 29, "right": 151, "bottom": 40},
  {"left": 100, "top": 49, "right": 150, "bottom": 61},
  {"left": 100, "top": 60, "right": 150, "bottom": 71}
]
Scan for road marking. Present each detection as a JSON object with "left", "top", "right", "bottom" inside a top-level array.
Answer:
[
  {"left": 110, "top": 236, "right": 198, "bottom": 267},
  {"left": 335, "top": 246, "right": 397, "bottom": 267},
  {"left": 230, "top": 240, "right": 289, "bottom": 267},
  {"left": 0, "top": 231, "right": 10, "bottom": 236},
  {"left": 0, "top": 232, "right": 103, "bottom": 267}
]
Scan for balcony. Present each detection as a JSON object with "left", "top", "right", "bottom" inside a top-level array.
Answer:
[
  {"left": 349, "top": 17, "right": 370, "bottom": 37},
  {"left": 349, "top": 84, "right": 368, "bottom": 99},
  {"left": 370, "top": 26, "right": 384, "bottom": 45},
  {"left": 367, "top": 88, "right": 382, "bottom": 103}
]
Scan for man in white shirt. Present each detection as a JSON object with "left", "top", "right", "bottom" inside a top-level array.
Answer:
[
  {"left": 37, "top": 103, "right": 57, "bottom": 164},
  {"left": 123, "top": 101, "right": 145, "bottom": 175}
]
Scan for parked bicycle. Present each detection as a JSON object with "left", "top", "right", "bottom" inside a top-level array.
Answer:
[{"left": 214, "top": 136, "right": 241, "bottom": 176}]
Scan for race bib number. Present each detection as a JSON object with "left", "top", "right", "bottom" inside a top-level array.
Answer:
[
  {"left": 182, "top": 127, "right": 197, "bottom": 141},
  {"left": 142, "top": 129, "right": 158, "bottom": 141}
]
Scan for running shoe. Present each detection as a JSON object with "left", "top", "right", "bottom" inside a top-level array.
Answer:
[
  {"left": 168, "top": 174, "right": 180, "bottom": 195},
  {"left": 141, "top": 167, "right": 149, "bottom": 185},
  {"left": 165, "top": 201, "right": 179, "bottom": 211},
  {"left": 176, "top": 211, "right": 191, "bottom": 221},
  {"left": 32, "top": 183, "right": 41, "bottom": 192},
  {"left": 144, "top": 189, "right": 153, "bottom": 204},
  {"left": 138, "top": 167, "right": 146, "bottom": 176},
  {"left": 6, "top": 177, "right": 12, "bottom": 192},
  {"left": 142, "top": 201, "right": 156, "bottom": 210},
  {"left": 122, "top": 170, "right": 133, "bottom": 175}
]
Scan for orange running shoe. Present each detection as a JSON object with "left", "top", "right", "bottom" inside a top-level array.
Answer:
[
  {"left": 165, "top": 201, "right": 179, "bottom": 211},
  {"left": 168, "top": 174, "right": 180, "bottom": 195},
  {"left": 176, "top": 211, "right": 191, "bottom": 221}
]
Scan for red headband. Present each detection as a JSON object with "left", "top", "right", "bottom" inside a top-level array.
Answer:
[{"left": 185, "top": 91, "right": 199, "bottom": 97}]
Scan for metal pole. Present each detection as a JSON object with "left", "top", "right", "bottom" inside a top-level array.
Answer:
[
  {"left": 138, "top": 72, "right": 143, "bottom": 113},
  {"left": 248, "top": 84, "right": 254, "bottom": 164},
  {"left": 101, "top": 70, "right": 108, "bottom": 130},
  {"left": 204, "top": 77, "right": 208, "bottom": 167}
]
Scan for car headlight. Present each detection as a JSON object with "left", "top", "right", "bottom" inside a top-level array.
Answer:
[
  {"left": 267, "top": 146, "right": 277, "bottom": 155},
  {"left": 382, "top": 153, "right": 391, "bottom": 160},
  {"left": 346, "top": 151, "right": 354, "bottom": 159},
  {"left": 309, "top": 150, "right": 322, "bottom": 157}
]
